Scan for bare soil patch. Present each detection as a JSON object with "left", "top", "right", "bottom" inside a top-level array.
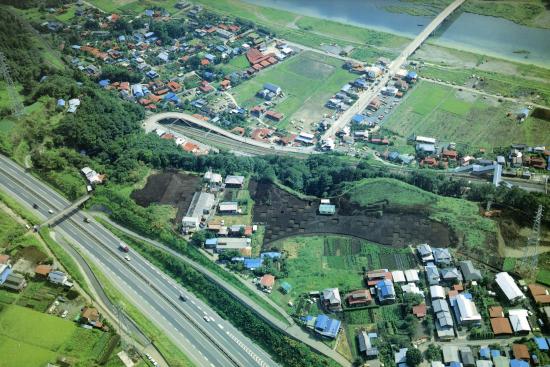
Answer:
[
  {"left": 251, "top": 180, "right": 452, "bottom": 248},
  {"left": 131, "top": 171, "right": 202, "bottom": 224}
]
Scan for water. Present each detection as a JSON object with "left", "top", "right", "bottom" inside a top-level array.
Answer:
[{"left": 243, "top": 0, "right": 550, "bottom": 66}]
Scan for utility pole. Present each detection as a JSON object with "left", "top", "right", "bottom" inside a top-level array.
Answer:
[
  {"left": 516, "top": 205, "right": 543, "bottom": 278},
  {"left": 0, "top": 51, "right": 24, "bottom": 117}
]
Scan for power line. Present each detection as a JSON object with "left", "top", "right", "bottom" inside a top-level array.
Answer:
[
  {"left": 0, "top": 51, "right": 24, "bottom": 117},
  {"left": 516, "top": 204, "right": 543, "bottom": 277}
]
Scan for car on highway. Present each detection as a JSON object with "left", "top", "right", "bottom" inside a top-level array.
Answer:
[
  {"left": 48, "top": 209, "right": 54, "bottom": 214},
  {"left": 179, "top": 294, "right": 187, "bottom": 301},
  {"left": 124, "top": 255, "right": 131, "bottom": 261},
  {"left": 203, "top": 315, "right": 210, "bottom": 322},
  {"left": 83, "top": 217, "right": 90, "bottom": 223},
  {"left": 32, "top": 203, "right": 38, "bottom": 209}
]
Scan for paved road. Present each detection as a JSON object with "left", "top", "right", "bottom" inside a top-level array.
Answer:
[
  {"left": 95, "top": 214, "right": 353, "bottom": 367},
  {"left": 322, "top": 0, "right": 465, "bottom": 139},
  {"left": 0, "top": 154, "right": 278, "bottom": 367}
]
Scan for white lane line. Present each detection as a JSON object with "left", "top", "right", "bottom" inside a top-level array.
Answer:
[{"left": 217, "top": 324, "right": 224, "bottom": 330}]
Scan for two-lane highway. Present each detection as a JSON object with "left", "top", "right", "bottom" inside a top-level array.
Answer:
[{"left": 0, "top": 154, "right": 278, "bottom": 367}]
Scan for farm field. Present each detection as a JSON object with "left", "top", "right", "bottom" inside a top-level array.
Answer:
[
  {"left": 88, "top": 0, "right": 182, "bottom": 14},
  {"left": 0, "top": 304, "right": 115, "bottom": 367},
  {"left": 230, "top": 51, "right": 354, "bottom": 129},
  {"left": 384, "top": 80, "right": 550, "bottom": 149},
  {"left": 268, "top": 235, "right": 415, "bottom": 309}
]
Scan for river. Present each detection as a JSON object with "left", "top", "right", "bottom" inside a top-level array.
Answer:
[{"left": 244, "top": 0, "right": 550, "bottom": 66}]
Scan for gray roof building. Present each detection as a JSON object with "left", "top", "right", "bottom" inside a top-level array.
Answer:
[
  {"left": 459, "top": 260, "right": 482, "bottom": 281},
  {"left": 440, "top": 267, "right": 463, "bottom": 282},
  {"left": 460, "top": 347, "right": 475, "bottom": 366},
  {"left": 433, "top": 247, "right": 452, "bottom": 265}
]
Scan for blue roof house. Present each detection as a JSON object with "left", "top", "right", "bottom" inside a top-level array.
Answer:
[
  {"left": 351, "top": 114, "right": 365, "bottom": 124},
  {"left": 406, "top": 71, "right": 418, "bottom": 81},
  {"left": 376, "top": 279, "right": 396, "bottom": 304},
  {"left": 57, "top": 98, "right": 66, "bottom": 107},
  {"left": 260, "top": 252, "right": 281, "bottom": 260},
  {"left": 314, "top": 315, "right": 341, "bottom": 338},
  {"left": 99, "top": 79, "right": 110, "bottom": 88},
  {"left": 534, "top": 337, "right": 549, "bottom": 350},
  {"left": 490, "top": 350, "right": 501, "bottom": 359},
  {"left": 131, "top": 84, "right": 144, "bottom": 98},
  {"left": 164, "top": 92, "right": 179, "bottom": 104},
  {"left": 118, "top": 35, "right": 126, "bottom": 42},
  {"left": 425, "top": 263, "right": 441, "bottom": 285},
  {"left": 244, "top": 258, "right": 263, "bottom": 270},
  {"left": 0, "top": 264, "right": 12, "bottom": 285},
  {"left": 509, "top": 360, "right": 529, "bottom": 367},
  {"left": 479, "top": 347, "right": 490, "bottom": 360},
  {"left": 146, "top": 70, "right": 159, "bottom": 79},
  {"left": 144, "top": 9, "right": 154, "bottom": 17},
  {"left": 204, "top": 53, "right": 216, "bottom": 62},
  {"left": 280, "top": 281, "right": 292, "bottom": 294},
  {"left": 263, "top": 83, "right": 281, "bottom": 95}
]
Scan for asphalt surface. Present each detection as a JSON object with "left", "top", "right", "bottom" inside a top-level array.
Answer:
[{"left": 0, "top": 154, "right": 278, "bottom": 367}]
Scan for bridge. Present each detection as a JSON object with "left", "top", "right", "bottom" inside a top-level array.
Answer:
[
  {"left": 42, "top": 194, "right": 91, "bottom": 227},
  {"left": 322, "top": 0, "right": 465, "bottom": 139}
]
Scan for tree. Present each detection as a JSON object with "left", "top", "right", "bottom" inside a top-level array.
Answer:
[
  {"left": 424, "top": 344, "right": 442, "bottom": 362},
  {"left": 406, "top": 347, "right": 423, "bottom": 367},
  {"left": 190, "top": 230, "right": 207, "bottom": 247}
]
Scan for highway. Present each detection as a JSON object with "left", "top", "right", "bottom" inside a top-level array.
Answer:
[
  {"left": 322, "top": 0, "right": 465, "bottom": 139},
  {"left": 0, "top": 154, "right": 278, "bottom": 367}
]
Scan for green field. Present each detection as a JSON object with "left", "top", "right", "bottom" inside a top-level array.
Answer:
[
  {"left": 231, "top": 51, "right": 353, "bottom": 127},
  {"left": 384, "top": 80, "right": 550, "bottom": 149},
  {"left": 0, "top": 304, "right": 115, "bottom": 367},
  {"left": 269, "top": 235, "right": 415, "bottom": 310},
  {"left": 88, "top": 0, "right": 184, "bottom": 14},
  {"left": 343, "top": 178, "right": 498, "bottom": 250}
]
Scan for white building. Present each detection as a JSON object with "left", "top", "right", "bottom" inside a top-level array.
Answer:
[
  {"left": 404, "top": 269, "right": 420, "bottom": 283},
  {"left": 48, "top": 270, "right": 72, "bottom": 287},
  {"left": 508, "top": 309, "right": 531, "bottom": 333},
  {"left": 453, "top": 293, "right": 482, "bottom": 324},
  {"left": 495, "top": 272, "right": 525, "bottom": 303},
  {"left": 430, "top": 285, "right": 446, "bottom": 299},
  {"left": 391, "top": 270, "right": 406, "bottom": 283},
  {"left": 322, "top": 288, "right": 342, "bottom": 311},
  {"left": 401, "top": 283, "right": 424, "bottom": 297},
  {"left": 81, "top": 167, "right": 104, "bottom": 184}
]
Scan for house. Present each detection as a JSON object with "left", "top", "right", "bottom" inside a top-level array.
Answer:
[
  {"left": 204, "top": 238, "right": 218, "bottom": 249},
  {"left": 395, "top": 348, "right": 408, "bottom": 365},
  {"left": 425, "top": 263, "right": 441, "bottom": 285},
  {"left": 67, "top": 98, "right": 81, "bottom": 113},
  {"left": 259, "top": 274, "right": 275, "bottom": 292},
  {"left": 478, "top": 347, "right": 490, "bottom": 360},
  {"left": 442, "top": 345, "right": 460, "bottom": 364},
  {"left": 433, "top": 248, "right": 452, "bottom": 265},
  {"left": 319, "top": 204, "right": 336, "bottom": 215},
  {"left": 346, "top": 289, "right": 372, "bottom": 307},
  {"left": 488, "top": 306, "right": 504, "bottom": 318},
  {"left": 376, "top": 279, "right": 396, "bottom": 304},
  {"left": 528, "top": 283, "right": 550, "bottom": 305},
  {"left": 512, "top": 344, "right": 530, "bottom": 360},
  {"left": 440, "top": 268, "right": 463, "bottom": 283},
  {"left": 243, "top": 258, "right": 263, "bottom": 270},
  {"left": 34, "top": 265, "right": 52, "bottom": 278},
  {"left": 313, "top": 314, "right": 341, "bottom": 338},
  {"left": 216, "top": 238, "right": 252, "bottom": 257},
  {"left": 366, "top": 269, "right": 392, "bottom": 286},
  {"left": 417, "top": 244, "right": 434, "bottom": 263},
  {"left": 181, "top": 192, "right": 215, "bottom": 233},
  {"left": 218, "top": 201, "right": 239, "bottom": 214},
  {"left": 0, "top": 264, "right": 12, "bottom": 285},
  {"left": 295, "top": 132, "right": 315, "bottom": 145},
  {"left": 322, "top": 288, "right": 342, "bottom": 311},
  {"left": 280, "top": 281, "right": 292, "bottom": 294},
  {"left": 460, "top": 347, "right": 475, "bottom": 367},
  {"left": 509, "top": 360, "right": 528, "bottom": 367},
  {"left": 1, "top": 272, "right": 27, "bottom": 291},
  {"left": 263, "top": 83, "right": 281, "bottom": 95},
  {"left": 225, "top": 175, "right": 245, "bottom": 188},
  {"left": 0, "top": 254, "right": 9, "bottom": 264},
  {"left": 406, "top": 298, "right": 425, "bottom": 317},
  {"left": 508, "top": 309, "right": 531, "bottom": 334},
  {"left": 81, "top": 167, "right": 104, "bottom": 184},
  {"left": 433, "top": 299, "right": 454, "bottom": 339},
  {"left": 430, "top": 285, "right": 446, "bottom": 299},
  {"left": 459, "top": 260, "right": 482, "bottom": 282},
  {"left": 492, "top": 356, "right": 509, "bottom": 367},
  {"left": 265, "top": 110, "right": 284, "bottom": 122},
  {"left": 391, "top": 270, "right": 406, "bottom": 283},
  {"left": 495, "top": 272, "right": 525, "bottom": 303},
  {"left": 490, "top": 317, "right": 513, "bottom": 336},
  {"left": 48, "top": 270, "right": 72, "bottom": 287},
  {"left": 402, "top": 283, "right": 424, "bottom": 297},
  {"left": 404, "top": 269, "right": 420, "bottom": 283},
  {"left": 204, "top": 171, "right": 223, "bottom": 186},
  {"left": 358, "top": 331, "right": 378, "bottom": 358},
  {"left": 533, "top": 337, "right": 549, "bottom": 351},
  {"left": 80, "top": 307, "right": 100, "bottom": 325},
  {"left": 368, "top": 97, "right": 381, "bottom": 111},
  {"left": 451, "top": 293, "right": 481, "bottom": 325}
]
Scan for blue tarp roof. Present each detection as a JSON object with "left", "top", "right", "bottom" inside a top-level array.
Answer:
[
  {"left": 118, "top": 35, "right": 126, "bottom": 41},
  {"left": 280, "top": 281, "right": 292, "bottom": 292},
  {"left": 144, "top": 9, "right": 154, "bottom": 16},
  {"left": 376, "top": 279, "right": 395, "bottom": 297},
  {"left": 244, "top": 258, "right": 263, "bottom": 269},
  {"left": 57, "top": 99, "right": 66, "bottom": 106},
  {"left": 534, "top": 337, "right": 549, "bottom": 350},
  {"left": 479, "top": 347, "right": 490, "bottom": 359},
  {"left": 510, "top": 360, "right": 529, "bottom": 367},
  {"left": 99, "top": 79, "right": 110, "bottom": 87},
  {"left": 352, "top": 114, "right": 365, "bottom": 123},
  {"left": 205, "top": 238, "right": 218, "bottom": 246},
  {"left": 261, "top": 252, "right": 281, "bottom": 259},
  {"left": 314, "top": 315, "right": 341, "bottom": 338},
  {"left": 449, "top": 363, "right": 461, "bottom": 367},
  {"left": 407, "top": 71, "right": 418, "bottom": 79},
  {"left": 490, "top": 350, "right": 501, "bottom": 358}
]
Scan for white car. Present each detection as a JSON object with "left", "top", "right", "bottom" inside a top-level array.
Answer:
[
  {"left": 124, "top": 255, "right": 131, "bottom": 261},
  {"left": 203, "top": 315, "right": 210, "bottom": 322},
  {"left": 61, "top": 310, "right": 68, "bottom": 318},
  {"left": 48, "top": 209, "right": 54, "bottom": 214}
]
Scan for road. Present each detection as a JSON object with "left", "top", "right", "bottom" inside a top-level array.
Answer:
[
  {"left": 94, "top": 214, "right": 353, "bottom": 367},
  {"left": 322, "top": 0, "right": 465, "bottom": 139},
  {"left": 0, "top": 154, "right": 278, "bottom": 367}
]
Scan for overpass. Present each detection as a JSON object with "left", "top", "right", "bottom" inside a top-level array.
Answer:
[
  {"left": 143, "top": 112, "right": 314, "bottom": 155},
  {"left": 322, "top": 0, "right": 465, "bottom": 139},
  {"left": 41, "top": 194, "right": 91, "bottom": 227}
]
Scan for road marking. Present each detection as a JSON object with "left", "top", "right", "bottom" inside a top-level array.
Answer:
[{"left": 217, "top": 324, "right": 224, "bottom": 330}]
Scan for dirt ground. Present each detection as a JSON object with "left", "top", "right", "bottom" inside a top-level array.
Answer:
[
  {"left": 250, "top": 181, "right": 452, "bottom": 249},
  {"left": 131, "top": 171, "right": 202, "bottom": 224}
]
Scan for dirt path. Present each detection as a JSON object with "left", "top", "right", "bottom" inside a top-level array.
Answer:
[
  {"left": 503, "top": 245, "right": 550, "bottom": 258},
  {"left": 286, "top": 15, "right": 302, "bottom": 30}
]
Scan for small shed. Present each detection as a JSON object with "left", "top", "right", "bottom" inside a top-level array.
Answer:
[{"left": 319, "top": 204, "right": 336, "bottom": 215}]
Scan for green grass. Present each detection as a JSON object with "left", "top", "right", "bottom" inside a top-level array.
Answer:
[
  {"left": 55, "top": 6, "right": 76, "bottom": 22},
  {"left": 216, "top": 55, "right": 250, "bottom": 75},
  {"left": 344, "top": 178, "right": 498, "bottom": 249},
  {"left": 231, "top": 51, "right": 353, "bottom": 127},
  {"left": 462, "top": 1, "right": 547, "bottom": 29},
  {"left": 536, "top": 269, "right": 550, "bottom": 286},
  {"left": 0, "top": 335, "right": 57, "bottom": 367},
  {"left": 88, "top": 0, "right": 183, "bottom": 14},
  {"left": 384, "top": 80, "right": 550, "bottom": 149}
]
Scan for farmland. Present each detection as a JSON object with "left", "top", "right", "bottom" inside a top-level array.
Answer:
[
  {"left": 268, "top": 235, "right": 415, "bottom": 309},
  {"left": 0, "top": 304, "right": 116, "bottom": 367},
  {"left": 384, "top": 80, "right": 550, "bottom": 149},
  {"left": 230, "top": 51, "right": 353, "bottom": 129}
]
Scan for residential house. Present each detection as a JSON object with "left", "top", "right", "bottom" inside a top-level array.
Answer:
[
  {"left": 225, "top": 175, "right": 245, "bottom": 188},
  {"left": 263, "top": 83, "right": 281, "bottom": 95},
  {"left": 528, "top": 284, "right": 550, "bottom": 305},
  {"left": 243, "top": 258, "right": 263, "bottom": 270},
  {"left": 319, "top": 204, "right": 336, "bottom": 215},
  {"left": 313, "top": 314, "right": 341, "bottom": 338},
  {"left": 391, "top": 270, "right": 406, "bottom": 283},
  {"left": 402, "top": 283, "right": 424, "bottom": 297},
  {"left": 489, "top": 306, "right": 504, "bottom": 318},
  {"left": 404, "top": 269, "right": 420, "bottom": 283},
  {"left": 412, "top": 303, "right": 427, "bottom": 318},
  {"left": 366, "top": 269, "right": 392, "bottom": 286},
  {"left": 451, "top": 293, "right": 482, "bottom": 325},
  {"left": 440, "top": 267, "right": 463, "bottom": 283},
  {"left": 0, "top": 264, "right": 11, "bottom": 285},
  {"left": 417, "top": 243, "right": 434, "bottom": 263},
  {"left": 265, "top": 110, "right": 284, "bottom": 122},
  {"left": 508, "top": 309, "right": 531, "bottom": 334},
  {"left": 375, "top": 279, "right": 396, "bottom": 304},
  {"left": 512, "top": 344, "right": 530, "bottom": 361},
  {"left": 346, "top": 289, "right": 372, "bottom": 308},
  {"left": 433, "top": 298, "right": 455, "bottom": 339},
  {"left": 34, "top": 265, "right": 52, "bottom": 278},
  {"left": 322, "top": 288, "right": 342, "bottom": 311},
  {"left": 218, "top": 201, "right": 239, "bottom": 214},
  {"left": 460, "top": 347, "right": 475, "bottom": 367},
  {"left": 1, "top": 272, "right": 27, "bottom": 291},
  {"left": 259, "top": 274, "right": 275, "bottom": 292},
  {"left": 395, "top": 348, "right": 408, "bottom": 365},
  {"left": 490, "top": 317, "right": 513, "bottom": 336},
  {"left": 430, "top": 285, "right": 446, "bottom": 299},
  {"left": 433, "top": 248, "right": 452, "bottom": 265},
  {"left": 357, "top": 331, "right": 378, "bottom": 358},
  {"left": 459, "top": 260, "right": 482, "bottom": 282},
  {"left": 495, "top": 272, "right": 525, "bottom": 303},
  {"left": 80, "top": 307, "right": 101, "bottom": 327},
  {"left": 216, "top": 238, "right": 252, "bottom": 257},
  {"left": 0, "top": 254, "right": 9, "bottom": 264},
  {"left": 48, "top": 270, "right": 72, "bottom": 287},
  {"left": 425, "top": 263, "right": 441, "bottom": 285},
  {"left": 442, "top": 345, "right": 460, "bottom": 364},
  {"left": 280, "top": 282, "right": 292, "bottom": 294}
]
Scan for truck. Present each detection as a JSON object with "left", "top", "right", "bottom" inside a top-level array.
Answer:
[{"left": 119, "top": 242, "right": 129, "bottom": 252}]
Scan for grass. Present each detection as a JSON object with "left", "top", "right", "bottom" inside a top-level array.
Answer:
[
  {"left": 344, "top": 178, "right": 498, "bottom": 250},
  {"left": 462, "top": 1, "right": 547, "bottom": 29},
  {"left": 384, "top": 80, "right": 550, "bottom": 150},
  {"left": 0, "top": 335, "right": 57, "bottom": 367},
  {"left": 231, "top": 51, "right": 353, "bottom": 128},
  {"left": 88, "top": 0, "right": 183, "bottom": 14},
  {"left": 216, "top": 55, "right": 250, "bottom": 75}
]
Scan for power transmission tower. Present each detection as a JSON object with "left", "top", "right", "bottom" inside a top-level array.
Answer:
[
  {"left": 0, "top": 51, "right": 24, "bottom": 117},
  {"left": 516, "top": 204, "right": 543, "bottom": 278}
]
